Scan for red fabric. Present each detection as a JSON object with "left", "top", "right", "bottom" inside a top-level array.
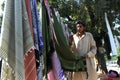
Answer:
[
  {"left": 24, "top": 0, "right": 37, "bottom": 80},
  {"left": 110, "top": 78, "right": 120, "bottom": 80},
  {"left": 105, "top": 78, "right": 120, "bottom": 80},
  {"left": 25, "top": 0, "right": 34, "bottom": 39},
  {"left": 105, "top": 78, "right": 113, "bottom": 80},
  {"left": 24, "top": 49, "right": 37, "bottom": 80}
]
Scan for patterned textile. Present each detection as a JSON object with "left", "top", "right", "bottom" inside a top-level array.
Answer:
[
  {"left": 30, "top": 0, "right": 43, "bottom": 53},
  {"left": 25, "top": 0, "right": 40, "bottom": 80},
  {"left": 24, "top": 48, "right": 37, "bottom": 80},
  {"left": 30, "top": 0, "right": 44, "bottom": 79},
  {"left": 0, "top": 0, "right": 34, "bottom": 79},
  {"left": 52, "top": 51, "right": 64, "bottom": 80},
  {"left": 1, "top": 60, "right": 15, "bottom": 80},
  {"left": 30, "top": 0, "right": 39, "bottom": 51}
]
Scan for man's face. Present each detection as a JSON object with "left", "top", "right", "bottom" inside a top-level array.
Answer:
[{"left": 76, "top": 24, "right": 84, "bottom": 33}]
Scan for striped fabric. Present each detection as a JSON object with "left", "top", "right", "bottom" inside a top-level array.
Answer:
[
  {"left": 24, "top": 0, "right": 39, "bottom": 80},
  {"left": 0, "top": 0, "right": 34, "bottom": 79},
  {"left": 52, "top": 51, "right": 64, "bottom": 80},
  {"left": 24, "top": 48, "right": 37, "bottom": 80}
]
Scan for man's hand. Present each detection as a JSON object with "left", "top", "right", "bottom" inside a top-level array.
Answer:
[{"left": 85, "top": 54, "right": 90, "bottom": 58}]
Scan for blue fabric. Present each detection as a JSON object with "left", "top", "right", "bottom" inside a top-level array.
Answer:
[{"left": 30, "top": 0, "right": 43, "bottom": 55}]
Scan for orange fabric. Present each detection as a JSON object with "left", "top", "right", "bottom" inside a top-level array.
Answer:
[{"left": 24, "top": 49, "right": 37, "bottom": 80}]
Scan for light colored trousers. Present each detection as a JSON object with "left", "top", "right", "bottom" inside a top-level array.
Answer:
[{"left": 72, "top": 72, "right": 87, "bottom": 80}]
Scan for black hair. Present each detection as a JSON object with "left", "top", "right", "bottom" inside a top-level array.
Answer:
[{"left": 76, "top": 20, "right": 85, "bottom": 27}]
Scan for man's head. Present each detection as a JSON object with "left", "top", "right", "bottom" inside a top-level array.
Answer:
[{"left": 76, "top": 20, "right": 86, "bottom": 33}]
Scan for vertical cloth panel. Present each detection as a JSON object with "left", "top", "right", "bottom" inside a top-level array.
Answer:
[
  {"left": 15, "top": 0, "right": 24, "bottom": 79},
  {"left": 24, "top": 0, "right": 38, "bottom": 80},
  {"left": 105, "top": 13, "right": 118, "bottom": 56},
  {"left": 52, "top": 51, "right": 64, "bottom": 80},
  {"left": 30, "top": 0, "right": 43, "bottom": 53},
  {"left": 24, "top": 49, "right": 37, "bottom": 80},
  {"left": 0, "top": 0, "right": 35, "bottom": 80},
  {"left": 25, "top": 0, "right": 34, "bottom": 39}
]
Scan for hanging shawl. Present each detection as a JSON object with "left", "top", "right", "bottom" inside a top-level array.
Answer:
[
  {"left": 0, "top": 0, "right": 35, "bottom": 79},
  {"left": 41, "top": 0, "right": 86, "bottom": 72},
  {"left": 51, "top": 7, "right": 87, "bottom": 72},
  {"left": 43, "top": 0, "right": 65, "bottom": 80},
  {"left": 30, "top": 0, "right": 44, "bottom": 70},
  {"left": 40, "top": 0, "right": 52, "bottom": 78},
  {"left": 105, "top": 13, "right": 118, "bottom": 56}
]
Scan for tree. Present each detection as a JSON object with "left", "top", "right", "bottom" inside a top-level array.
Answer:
[
  {"left": 0, "top": 0, "right": 5, "bottom": 26},
  {"left": 47, "top": 0, "right": 120, "bottom": 73}
]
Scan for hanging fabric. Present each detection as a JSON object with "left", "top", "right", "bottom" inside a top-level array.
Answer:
[
  {"left": 54, "top": 9, "right": 69, "bottom": 45},
  {"left": 30, "top": 0, "right": 40, "bottom": 51},
  {"left": 30, "top": 1, "right": 44, "bottom": 74},
  {"left": 51, "top": 51, "right": 64, "bottom": 80},
  {"left": 40, "top": 0, "right": 52, "bottom": 79},
  {"left": 30, "top": 0, "right": 43, "bottom": 54},
  {"left": 105, "top": 13, "right": 118, "bottom": 56},
  {"left": 25, "top": 0, "right": 34, "bottom": 39},
  {"left": 24, "top": 48, "right": 37, "bottom": 80},
  {"left": 25, "top": 0, "right": 44, "bottom": 79},
  {"left": 44, "top": 0, "right": 65, "bottom": 80},
  {"left": 51, "top": 7, "right": 87, "bottom": 72},
  {"left": 0, "top": 0, "right": 37, "bottom": 80},
  {"left": 40, "top": 0, "right": 87, "bottom": 76}
]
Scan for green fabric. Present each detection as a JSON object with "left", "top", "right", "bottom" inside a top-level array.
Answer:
[
  {"left": 51, "top": 9, "right": 87, "bottom": 72},
  {"left": 0, "top": 0, "right": 34, "bottom": 80},
  {"left": 41, "top": 0, "right": 86, "bottom": 73},
  {"left": 41, "top": 1, "right": 52, "bottom": 76},
  {"left": 41, "top": 0, "right": 86, "bottom": 71}
]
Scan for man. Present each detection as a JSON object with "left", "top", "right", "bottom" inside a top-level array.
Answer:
[{"left": 69, "top": 20, "right": 97, "bottom": 80}]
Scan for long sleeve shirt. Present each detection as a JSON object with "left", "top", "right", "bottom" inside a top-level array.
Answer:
[
  {"left": 71, "top": 32, "right": 97, "bottom": 58},
  {"left": 71, "top": 32, "right": 98, "bottom": 80}
]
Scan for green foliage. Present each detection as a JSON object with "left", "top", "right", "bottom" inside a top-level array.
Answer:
[
  {"left": 47, "top": 0, "right": 120, "bottom": 62},
  {"left": 118, "top": 43, "right": 120, "bottom": 55},
  {"left": 48, "top": 0, "right": 120, "bottom": 40},
  {"left": 0, "top": 1, "right": 5, "bottom": 25}
]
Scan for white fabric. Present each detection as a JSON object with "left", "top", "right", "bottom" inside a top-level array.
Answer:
[{"left": 71, "top": 32, "right": 97, "bottom": 80}]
